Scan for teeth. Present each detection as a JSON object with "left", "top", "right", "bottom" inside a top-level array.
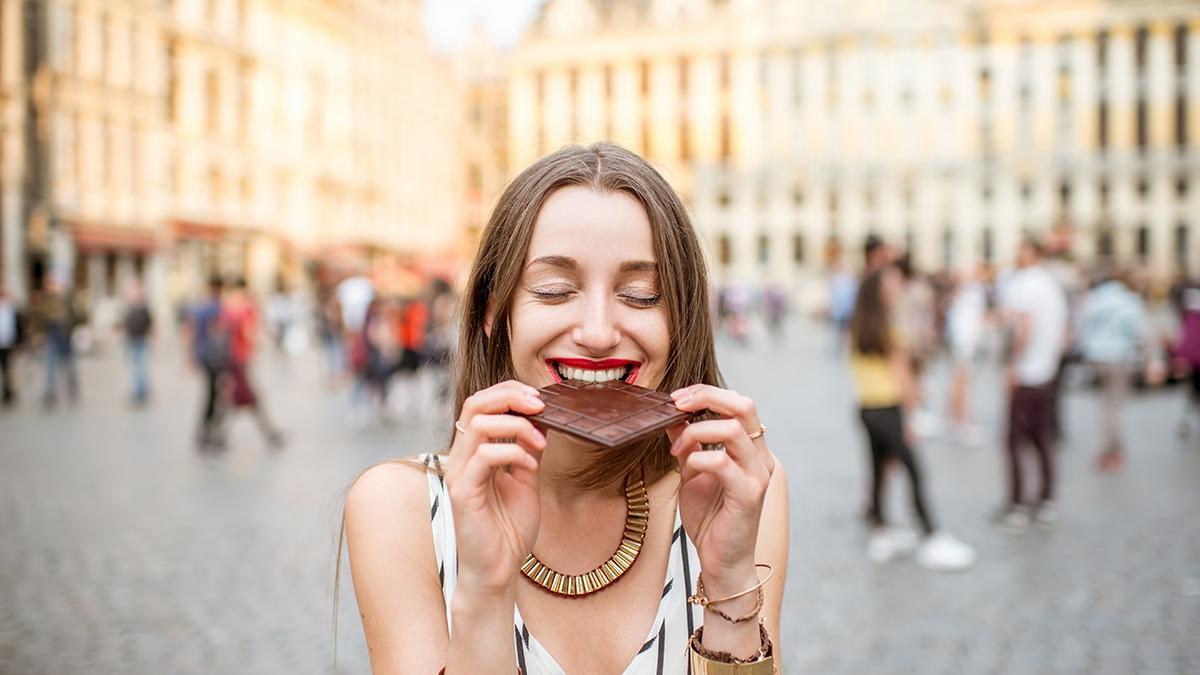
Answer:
[{"left": 556, "top": 365, "right": 631, "bottom": 383}]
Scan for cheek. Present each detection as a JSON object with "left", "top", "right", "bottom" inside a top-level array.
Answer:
[
  {"left": 627, "top": 309, "right": 671, "bottom": 359},
  {"left": 509, "top": 303, "right": 567, "bottom": 353}
]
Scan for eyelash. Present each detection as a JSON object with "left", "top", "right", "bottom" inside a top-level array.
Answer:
[{"left": 527, "top": 289, "right": 660, "bottom": 307}]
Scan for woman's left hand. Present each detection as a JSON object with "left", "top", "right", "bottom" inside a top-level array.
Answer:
[{"left": 667, "top": 384, "right": 775, "bottom": 593}]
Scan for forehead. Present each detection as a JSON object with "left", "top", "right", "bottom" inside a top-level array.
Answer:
[{"left": 528, "top": 186, "right": 655, "bottom": 261}]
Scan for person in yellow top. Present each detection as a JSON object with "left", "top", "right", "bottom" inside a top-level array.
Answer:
[{"left": 849, "top": 265, "right": 976, "bottom": 571}]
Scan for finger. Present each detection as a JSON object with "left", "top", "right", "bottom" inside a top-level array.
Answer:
[
  {"left": 679, "top": 448, "right": 751, "bottom": 496},
  {"left": 665, "top": 421, "right": 689, "bottom": 445},
  {"left": 670, "top": 385, "right": 760, "bottom": 432},
  {"left": 458, "top": 443, "right": 539, "bottom": 492},
  {"left": 460, "top": 381, "right": 544, "bottom": 420},
  {"left": 463, "top": 414, "right": 547, "bottom": 452},
  {"left": 670, "top": 418, "right": 765, "bottom": 476}
]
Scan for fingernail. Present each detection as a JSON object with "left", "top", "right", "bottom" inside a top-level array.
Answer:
[
  {"left": 533, "top": 427, "right": 546, "bottom": 444},
  {"left": 674, "top": 394, "right": 692, "bottom": 407},
  {"left": 670, "top": 388, "right": 687, "bottom": 398},
  {"left": 526, "top": 395, "right": 544, "bottom": 407}
]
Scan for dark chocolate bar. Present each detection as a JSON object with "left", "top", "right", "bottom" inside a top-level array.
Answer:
[{"left": 522, "top": 380, "right": 699, "bottom": 448}]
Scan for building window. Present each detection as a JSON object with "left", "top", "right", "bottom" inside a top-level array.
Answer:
[
  {"left": 680, "top": 117, "right": 691, "bottom": 162},
  {"left": 1177, "top": 95, "right": 1188, "bottom": 148},
  {"left": 942, "top": 227, "right": 954, "bottom": 268},
  {"left": 717, "top": 235, "right": 732, "bottom": 266},
  {"left": 1136, "top": 98, "right": 1148, "bottom": 151},
  {"left": 1176, "top": 223, "right": 1189, "bottom": 269},
  {"left": 166, "top": 42, "right": 178, "bottom": 122},
  {"left": 205, "top": 69, "right": 219, "bottom": 133},
  {"left": 757, "top": 234, "right": 770, "bottom": 265},
  {"left": 1137, "top": 178, "right": 1149, "bottom": 198},
  {"left": 719, "top": 53, "right": 730, "bottom": 90},
  {"left": 1177, "top": 177, "right": 1188, "bottom": 198},
  {"left": 1099, "top": 180, "right": 1110, "bottom": 211},
  {"left": 717, "top": 189, "right": 732, "bottom": 209},
  {"left": 1097, "top": 228, "right": 1114, "bottom": 257},
  {"left": 1136, "top": 225, "right": 1150, "bottom": 259},
  {"left": 792, "top": 232, "right": 805, "bottom": 265},
  {"left": 1176, "top": 25, "right": 1189, "bottom": 68},
  {"left": 719, "top": 114, "right": 731, "bottom": 161},
  {"left": 1135, "top": 26, "right": 1148, "bottom": 71},
  {"left": 982, "top": 227, "right": 994, "bottom": 262},
  {"left": 1098, "top": 100, "right": 1109, "bottom": 149},
  {"left": 792, "top": 187, "right": 804, "bottom": 208}
]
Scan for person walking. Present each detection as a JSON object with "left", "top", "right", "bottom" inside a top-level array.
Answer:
[
  {"left": 0, "top": 286, "right": 22, "bottom": 407},
  {"left": 1175, "top": 279, "right": 1200, "bottom": 439},
  {"left": 945, "top": 266, "right": 989, "bottom": 447},
  {"left": 221, "top": 278, "right": 284, "bottom": 448},
  {"left": 1079, "top": 267, "right": 1158, "bottom": 471},
  {"left": 849, "top": 266, "right": 976, "bottom": 571},
  {"left": 188, "top": 277, "right": 229, "bottom": 449},
  {"left": 31, "top": 275, "right": 81, "bottom": 409},
  {"left": 122, "top": 282, "right": 154, "bottom": 406},
  {"left": 996, "top": 239, "right": 1068, "bottom": 529}
]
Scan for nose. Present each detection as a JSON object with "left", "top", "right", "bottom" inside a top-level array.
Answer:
[{"left": 570, "top": 292, "right": 621, "bottom": 355}]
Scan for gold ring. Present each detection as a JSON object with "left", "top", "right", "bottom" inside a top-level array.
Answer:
[
  {"left": 747, "top": 425, "right": 766, "bottom": 441},
  {"left": 454, "top": 420, "right": 468, "bottom": 435}
]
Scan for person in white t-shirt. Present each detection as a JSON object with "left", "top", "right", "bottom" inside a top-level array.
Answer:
[{"left": 996, "top": 239, "right": 1068, "bottom": 529}]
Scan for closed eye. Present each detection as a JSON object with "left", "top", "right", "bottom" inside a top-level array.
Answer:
[
  {"left": 620, "top": 293, "right": 660, "bottom": 307},
  {"left": 528, "top": 288, "right": 575, "bottom": 303}
]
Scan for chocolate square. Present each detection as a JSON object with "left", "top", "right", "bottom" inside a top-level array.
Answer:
[{"left": 521, "top": 380, "right": 701, "bottom": 448}]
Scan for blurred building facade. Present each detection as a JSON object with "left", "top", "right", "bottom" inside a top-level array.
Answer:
[
  {"left": 0, "top": 0, "right": 462, "bottom": 314},
  {"left": 506, "top": 0, "right": 1200, "bottom": 285}
]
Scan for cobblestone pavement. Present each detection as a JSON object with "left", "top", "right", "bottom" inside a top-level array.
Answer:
[{"left": 1, "top": 322, "right": 1197, "bottom": 674}]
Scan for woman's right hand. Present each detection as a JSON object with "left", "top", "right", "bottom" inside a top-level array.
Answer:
[{"left": 445, "top": 380, "right": 547, "bottom": 596}]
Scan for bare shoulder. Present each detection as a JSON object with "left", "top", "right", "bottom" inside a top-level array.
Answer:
[
  {"left": 344, "top": 459, "right": 450, "bottom": 672},
  {"left": 345, "top": 459, "right": 433, "bottom": 523}
]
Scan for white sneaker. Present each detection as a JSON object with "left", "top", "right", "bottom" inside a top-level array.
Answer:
[
  {"left": 867, "top": 527, "right": 918, "bottom": 563},
  {"left": 1033, "top": 501, "right": 1058, "bottom": 528},
  {"left": 917, "top": 532, "right": 976, "bottom": 572},
  {"left": 991, "top": 505, "right": 1031, "bottom": 532}
]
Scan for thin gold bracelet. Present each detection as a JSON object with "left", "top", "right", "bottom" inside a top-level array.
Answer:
[{"left": 687, "top": 563, "right": 774, "bottom": 608}]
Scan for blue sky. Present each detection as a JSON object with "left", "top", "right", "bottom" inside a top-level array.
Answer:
[{"left": 422, "top": 0, "right": 546, "bottom": 52}]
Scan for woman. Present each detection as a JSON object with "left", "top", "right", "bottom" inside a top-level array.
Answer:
[
  {"left": 848, "top": 267, "right": 975, "bottom": 571},
  {"left": 344, "top": 144, "right": 788, "bottom": 673}
]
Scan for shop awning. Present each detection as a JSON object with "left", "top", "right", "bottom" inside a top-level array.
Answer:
[{"left": 70, "top": 222, "right": 159, "bottom": 253}]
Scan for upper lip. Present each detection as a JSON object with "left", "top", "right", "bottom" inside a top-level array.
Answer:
[{"left": 548, "top": 358, "right": 639, "bottom": 369}]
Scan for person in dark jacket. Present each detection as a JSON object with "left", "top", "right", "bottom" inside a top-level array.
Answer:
[
  {"left": 123, "top": 282, "right": 154, "bottom": 406},
  {"left": 31, "top": 275, "right": 81, "bottom": 409}
]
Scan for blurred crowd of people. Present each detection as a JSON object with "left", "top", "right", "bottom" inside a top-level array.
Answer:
[
  {"left": 0, "top": 266, "right": 459, "bottom": 452},
  {"left": 823, "top": 230, "right": 1192, "bottom": 573}
]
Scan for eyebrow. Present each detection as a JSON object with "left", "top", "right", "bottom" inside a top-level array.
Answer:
[{"left": 526, "top": 256, "right": 657, "bottom": 274}]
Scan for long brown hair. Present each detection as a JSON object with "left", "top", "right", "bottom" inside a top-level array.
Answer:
[
  {"left": 849, "top": 268, "right": 893, "bottom": 356},
  {"left": 333, "top": 144, "right": 722, "bottom": 662},
  {"left": 454, "top": 142, "right": 723, "bottom": 489}
]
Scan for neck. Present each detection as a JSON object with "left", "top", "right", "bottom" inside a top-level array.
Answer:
[{"left": 537, "top": 432, "right": 628, "bottom": 511}]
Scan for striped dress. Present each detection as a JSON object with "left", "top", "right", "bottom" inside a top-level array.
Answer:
[{"left": 420, "top": 454, "right": 703, "bottom": 674}]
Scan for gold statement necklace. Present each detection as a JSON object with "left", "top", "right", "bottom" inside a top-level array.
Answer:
[{"left": 520, "top": 474, "right": 649, "bottom": 597}]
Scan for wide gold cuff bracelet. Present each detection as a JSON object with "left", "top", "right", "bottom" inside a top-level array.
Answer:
[{"left": 687, "top": 621, "right": 775, "bottom": 674}]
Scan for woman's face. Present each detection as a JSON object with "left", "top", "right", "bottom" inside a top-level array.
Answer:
[{"left": 505, "top": 186, "right": 670, "bottom": 390}]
